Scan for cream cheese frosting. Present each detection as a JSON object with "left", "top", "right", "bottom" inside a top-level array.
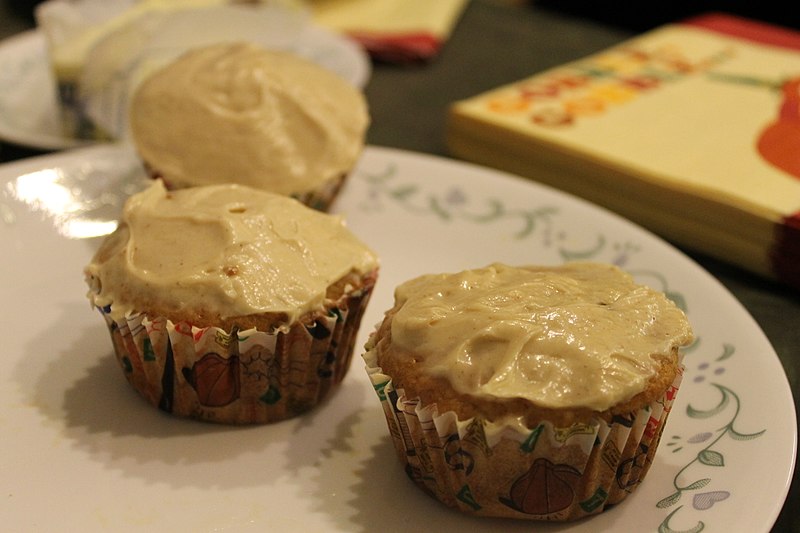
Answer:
[
  {"left": 129, "top": 42, "right": 369, "bottom": 195},
  {"left": 388, "top": 262, "right": 693, "bottom": 411},
  {"left": 84, "top": 180, "right": 378, "bottom": 323}
]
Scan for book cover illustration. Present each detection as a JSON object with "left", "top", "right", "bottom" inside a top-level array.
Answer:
[{"left": 447, "top": 14, "right": 800, "bottom": 288}]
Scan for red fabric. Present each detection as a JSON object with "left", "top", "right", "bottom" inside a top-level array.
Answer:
[{"left": 346, "top": 31, "right": 442, "bottom": 63}]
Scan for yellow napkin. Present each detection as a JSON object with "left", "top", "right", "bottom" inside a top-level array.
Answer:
[{"left": 310, "top": 0, "right": 469, "bottom": 62}]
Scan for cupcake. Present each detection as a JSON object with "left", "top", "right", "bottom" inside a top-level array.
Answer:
[
  {"left": 362, "top": 262, "right": 693, "bottom": 520},
  {"left": 35, "top": 0, "right": 229, "bottom": 140},
  {"left": 84, "top": 179, "right": 379, "bottom": 424},
  {"left": 128, "top": 42, "right": 370, "bottom": 211},
  {"left": 34, "top": 0, "right": 314, "bottom": 140}
]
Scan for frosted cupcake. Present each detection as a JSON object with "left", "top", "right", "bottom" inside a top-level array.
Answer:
[
  {"left": 85, "top": 180, "right": 379, "bottom": 424},
  {"left": 34, "top": 0, "right": 314, "bottom": 140},
  {"left": 128, "top": 42, "right": 370, "bottom": 211},
  {"left": 363, "top": 262, "right": 692, "bottom": 520}
]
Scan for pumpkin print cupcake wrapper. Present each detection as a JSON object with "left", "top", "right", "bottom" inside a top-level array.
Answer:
[
  {"left": 56, "top": 81, "right": 112, "bottom": 141},
  {"left": 291, "top": 172, "right": 349, "bottom": 212},
  {"left": 364, "top": 354, "right": 684, "bottom": 521},
  {"left": 98, "top": 283, "right": 374, "bottom": 424},
  {"left": 148, "top": 171, "right": 349, "bottom": 212}
]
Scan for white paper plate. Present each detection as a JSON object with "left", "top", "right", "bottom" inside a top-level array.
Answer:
[
  {"left": 0, "top": 145, "right": 794, "bottom": 532},
  {"left": 0, "top": 28, "right": 370, "bottom": 151}
]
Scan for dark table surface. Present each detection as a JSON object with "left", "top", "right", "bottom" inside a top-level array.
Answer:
[{"left": 1, "top": 1, "right": 798, "bottom": 531}]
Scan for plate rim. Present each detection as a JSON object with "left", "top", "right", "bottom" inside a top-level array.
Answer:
[{"left": 0, "top": 143, "right": 796, "bottom": 532}]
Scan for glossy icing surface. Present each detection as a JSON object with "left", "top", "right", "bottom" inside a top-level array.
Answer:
[
  {"left": 389, "top": 262, "right": 693, "bottom": 410},
  {"left": 129, "top": 42, "right": 368, "bottom": 195},
  {"left": 85, "top": 180, "right": 378, "bottom": 322}
]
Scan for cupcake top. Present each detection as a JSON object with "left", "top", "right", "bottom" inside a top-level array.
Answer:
[
  {"left": 128, "top": 42, "right": 369, "bottom": 195},
  {"left": 84, "top": 180, "right": 378, "bottom": 325},
  {"left": 379, "top": 262, "right": 693, "bottom": 412}
]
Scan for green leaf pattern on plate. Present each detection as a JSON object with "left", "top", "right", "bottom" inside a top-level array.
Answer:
[
  {"left": 660, "top": 344, "right": 765, "bottom": 533},
  {"left": 358, "top": 163, "right": 558, "bottom": 240}
]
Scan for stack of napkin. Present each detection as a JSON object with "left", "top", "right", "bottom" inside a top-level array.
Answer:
[{"left": 446, "top": 13, "right": 800, "bottom": 289}]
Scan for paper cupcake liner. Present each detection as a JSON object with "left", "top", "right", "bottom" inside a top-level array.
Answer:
[
  {"left": 145, "top": 169, "right": 348, "bottom": 212},
  {"left": 56, "top": 81, "right": 111, "bottom": 141},
  {"left": 364, "top": 350, "right": 684, "bottom": 521},
  {"left": 291, "top": 173, "right": 349, "bottom": 212},
  {"left": 97, "top": 281, "right": 374, "bottom": 424}
]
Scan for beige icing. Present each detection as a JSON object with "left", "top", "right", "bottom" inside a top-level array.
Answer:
[
  {"left": 129, "top": 42, "right": 369, "bottom": 195},
  {"left": 389, "top": 262, "right": 693, "bottom": 411},
  {"left": 84, "top": 180, "right": 378, "bottom": 322}
]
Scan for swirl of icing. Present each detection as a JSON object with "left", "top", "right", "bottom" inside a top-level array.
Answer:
[
  {"left": 84, "top": 180, "right": 378, "bottom": 322},
  {"left": 389, "top": 262, "right": 693, "bottom": 411},
  {"left": 129, "top": 42, "right": 369, "bottom": 194}
]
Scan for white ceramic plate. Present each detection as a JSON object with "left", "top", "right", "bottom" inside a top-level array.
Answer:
[
  {"left": 0, "top": 28, "right": 371, "bottom": 151},
  {"left": 0, "top": 145, "right": 794, "bottom": 532}
]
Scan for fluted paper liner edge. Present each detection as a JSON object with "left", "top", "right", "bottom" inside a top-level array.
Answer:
[
  {"left": 363, "top": 346, "right": 684, "bottom": 521},
  {"left": 95, "top": 278, "right": 375, "bottom": 424}
]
